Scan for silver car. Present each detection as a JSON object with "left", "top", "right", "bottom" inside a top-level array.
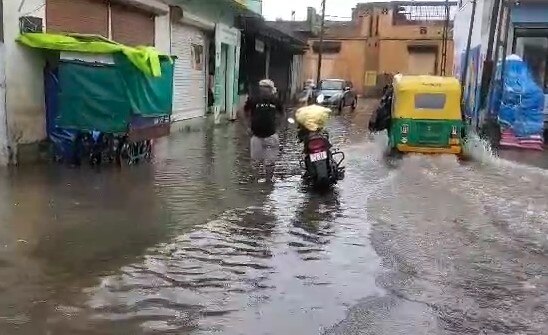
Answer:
[{"left": 316, "top": 79, "right": 358, "bottom": 112}]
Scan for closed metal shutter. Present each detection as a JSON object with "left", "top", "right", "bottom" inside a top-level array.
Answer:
[
  {"left": 408, "top": 51, "right": 437, "bottom": 75},
  {"left": 171, "top": 23, "right": 207, "bottom": 121},
  {"left": 46, "top": 0, "right": 109, "bottom": 37},
  {"left": 111, "top": 3, "right": 155, "bottom": 46}
]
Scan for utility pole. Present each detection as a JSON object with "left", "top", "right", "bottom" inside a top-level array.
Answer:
[
  {"left": 316, "top": 0, "right": 326, "bottom": 85},
  {"left": 440, "top": 0, "right": 451, "bottom": 76},
  {"left": 499, "top": 1, "right": 513, "bottom": 88},
  {"left": 461, "top": 0, "right": 477, "bottom": 98},
  {"left": 479, "top": 0, "right": 503, "bottom": 108}
]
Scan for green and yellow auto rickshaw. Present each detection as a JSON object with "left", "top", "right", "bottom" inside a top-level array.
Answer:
[{"left": 389, "top": 75, "right": 464, "bottom": 155}]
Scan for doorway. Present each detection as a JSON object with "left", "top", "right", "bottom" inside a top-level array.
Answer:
[
  {"left": 220, "top": 44, "right": 228, "bottom": 113},
  {"left": 408, "top": 46, "right": 438, "bottom": 75}
]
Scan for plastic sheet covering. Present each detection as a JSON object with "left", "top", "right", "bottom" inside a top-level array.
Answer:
[
  {"left": 56, "top": 61, "right": 131, "bottom": 133},
  {"left": 45, "top": 66, "right": 79, "bottom": 161},
  {"left": 495, "top": 55, "right": 545, "bottom": 137},
  {"left": 17, "top": 33, "right": 165, "bottom": 77},
  {"left": 115, "top": 54, "right": 174, "bottom": 117},
  {"left": 295, "top": 105, "right": 330, "bottom": 131}
]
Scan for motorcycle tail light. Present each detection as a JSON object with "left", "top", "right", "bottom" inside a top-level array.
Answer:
[{"left": 308, "top": 137, "right": 328, "bottom": 153}]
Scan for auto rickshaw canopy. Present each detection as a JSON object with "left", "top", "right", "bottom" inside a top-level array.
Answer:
[{"left": 392, "top": 75, "right": 462, "bottom": 120}]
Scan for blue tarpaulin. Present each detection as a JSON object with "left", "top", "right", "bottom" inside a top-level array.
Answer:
[
  {"left": 45, "top": 65, "right": 78, "bottom": 162},
  {"left": 493, "top": 56, "right": 545, "bottom": 137}
]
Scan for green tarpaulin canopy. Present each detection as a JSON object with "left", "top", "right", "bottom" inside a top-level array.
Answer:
[
  {"left": 18, "top": 33, "right": 174, "bottom": 133},
  {"left": 17, "top": 33, "right": 165, "bottom": 77},
  {"left": 56, "top": 58, "right": 174, "bottom": 133},
  {"left": 115, "top": 54, "right": 174, "bottom": 117},
  {"left": 56, "top": 61, "right": 131, "bottom": 133}
]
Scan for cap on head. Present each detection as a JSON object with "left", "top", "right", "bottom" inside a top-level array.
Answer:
[{"left": 259, "top": 79, "right": 275, "bottom": 88}]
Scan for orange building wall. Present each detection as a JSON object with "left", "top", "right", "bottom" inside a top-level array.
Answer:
[
  {"left": 378, "top": 39, "right": 454, "bottom": 75},
  {"left": 301, "top": 4, "right": 455, "bottom": 96},
  {"left": 356, "top": 6, "right": 448, "bottom": 40},
  {"left": 304, "top": 39, "right": 367, "bottom": 94},
  {"left": 377, "top": 15, "right": 447, "bottom": 39}
]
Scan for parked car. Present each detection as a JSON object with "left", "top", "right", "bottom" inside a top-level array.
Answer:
[{"left": 316, "top": 79, "right": 358, "bottom": 112}]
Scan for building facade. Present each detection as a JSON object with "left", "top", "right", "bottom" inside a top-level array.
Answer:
[
  {"left": 238, "top": 16, "right": 307, "bottom": 108},
  {"left": 0, "top": 0, "right": 268, "bottom": 165},
  {"left": 2, "top": 0, "right": 172, "bottom": 164},
  {"left": 298, "top": 2, "right": 455, "bottom": 96},
  {"left": 454, "top": 0, "right": 548, "bottom": 129}
]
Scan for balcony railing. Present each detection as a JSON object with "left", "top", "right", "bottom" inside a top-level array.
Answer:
[{"left": 392, "top": 1, "right": 458, "bottom": 26}]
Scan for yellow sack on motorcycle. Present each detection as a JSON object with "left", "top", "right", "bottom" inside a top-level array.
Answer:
[{"left": 295, "top": 105, "right": 330, "bottom": 132}]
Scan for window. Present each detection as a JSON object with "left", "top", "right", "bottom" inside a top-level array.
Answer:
[
  {"left": 320, "top": 80, "right": 344, "bottom": 90},
  {"left": 191, "top": 44, "right": 203, "bottom": 71},
  {"left": 415, "top": 94, "right": 446, "bottom": 109}
]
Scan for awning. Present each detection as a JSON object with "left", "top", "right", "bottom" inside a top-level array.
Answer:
[
  {"left": 238, "top": 16, "right": 307, "bottom": 53},
  {"left": 511, "top": 4, "right": 548, "bottom": 27},
  {"left": 17, "top": 33, "right": 170, "bottom": 77}
]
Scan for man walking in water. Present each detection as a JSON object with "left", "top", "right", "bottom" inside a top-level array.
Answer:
[{"left": 244, "top": 79, "right": 284, "bottom": 180}]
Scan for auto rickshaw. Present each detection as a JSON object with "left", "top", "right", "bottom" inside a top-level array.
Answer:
[{"left": 388, "top": 75, "right": 464, "bottom": 155}]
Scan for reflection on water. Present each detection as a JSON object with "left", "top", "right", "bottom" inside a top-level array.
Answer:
[
  {"left": 56, "top": 122, "right": 384, "bottom": 334},
  {"left": 0, "top": 104, "right": 547, "bottom": 334}
]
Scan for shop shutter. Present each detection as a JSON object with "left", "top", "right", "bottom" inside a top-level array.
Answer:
[
  {"left": 111, "top": 3, "right": 155, "bottom": 46},
  {"left": 408, "top": 51, "right": 437, "bottom": 75},
  {"left": 171, "top": 23, "right": 207, "bottom": 121},
  {"left": 46, "top": 0, "right": 109, "bottom": 37}
]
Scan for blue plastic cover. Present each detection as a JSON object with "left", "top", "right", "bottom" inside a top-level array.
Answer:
[
  {"left": 494, "top": 57, "right": 545, "bottom": 137},
  {"left": 44, "top": 66, "right": 79, "bottom": 161}
]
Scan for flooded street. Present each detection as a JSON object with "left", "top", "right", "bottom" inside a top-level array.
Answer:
[{"left": 0, "top": 102, "right": 547, "bottom": 334}]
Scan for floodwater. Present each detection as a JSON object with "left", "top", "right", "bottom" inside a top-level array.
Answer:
[{"left": 0, "top": 103, "right": 547, "bottom": 335}]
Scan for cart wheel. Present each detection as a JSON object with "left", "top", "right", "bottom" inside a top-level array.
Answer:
[{"left": 144, "top": 140, "right": 153, "bottom": 161}]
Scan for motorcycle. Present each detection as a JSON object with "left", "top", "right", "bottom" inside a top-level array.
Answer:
[
  {"left": 288, "top": 110, "right": 345, "bottom": 189},
  {"left": 297, "top": 83, "right": 316, "bottom": 106},
  {"left": 368, "top": 84, "right": 393, "bottom": 132}
]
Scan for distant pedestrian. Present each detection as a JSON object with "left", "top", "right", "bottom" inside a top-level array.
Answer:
[{"left": 244, "top": 79, "right": 285, "bottom": 180}]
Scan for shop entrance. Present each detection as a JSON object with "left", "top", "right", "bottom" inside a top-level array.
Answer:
[
  {"left": 513, "top": 28, "right": 548, "bottom": 92},
  {"left": 513, "top": 27, "right": 548, "bottom": 139}
]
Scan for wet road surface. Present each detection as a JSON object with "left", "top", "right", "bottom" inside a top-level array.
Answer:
[{"left": 0, "top": 101, "right": 547, "bottom": 334}]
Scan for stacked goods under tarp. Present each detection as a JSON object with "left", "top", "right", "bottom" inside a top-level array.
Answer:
[
  {"left": 19, "top": 33, "right": 175, "bottom": 162},
  {"left": 491, "top": 55, "right": 545, "bottom": 150}
]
